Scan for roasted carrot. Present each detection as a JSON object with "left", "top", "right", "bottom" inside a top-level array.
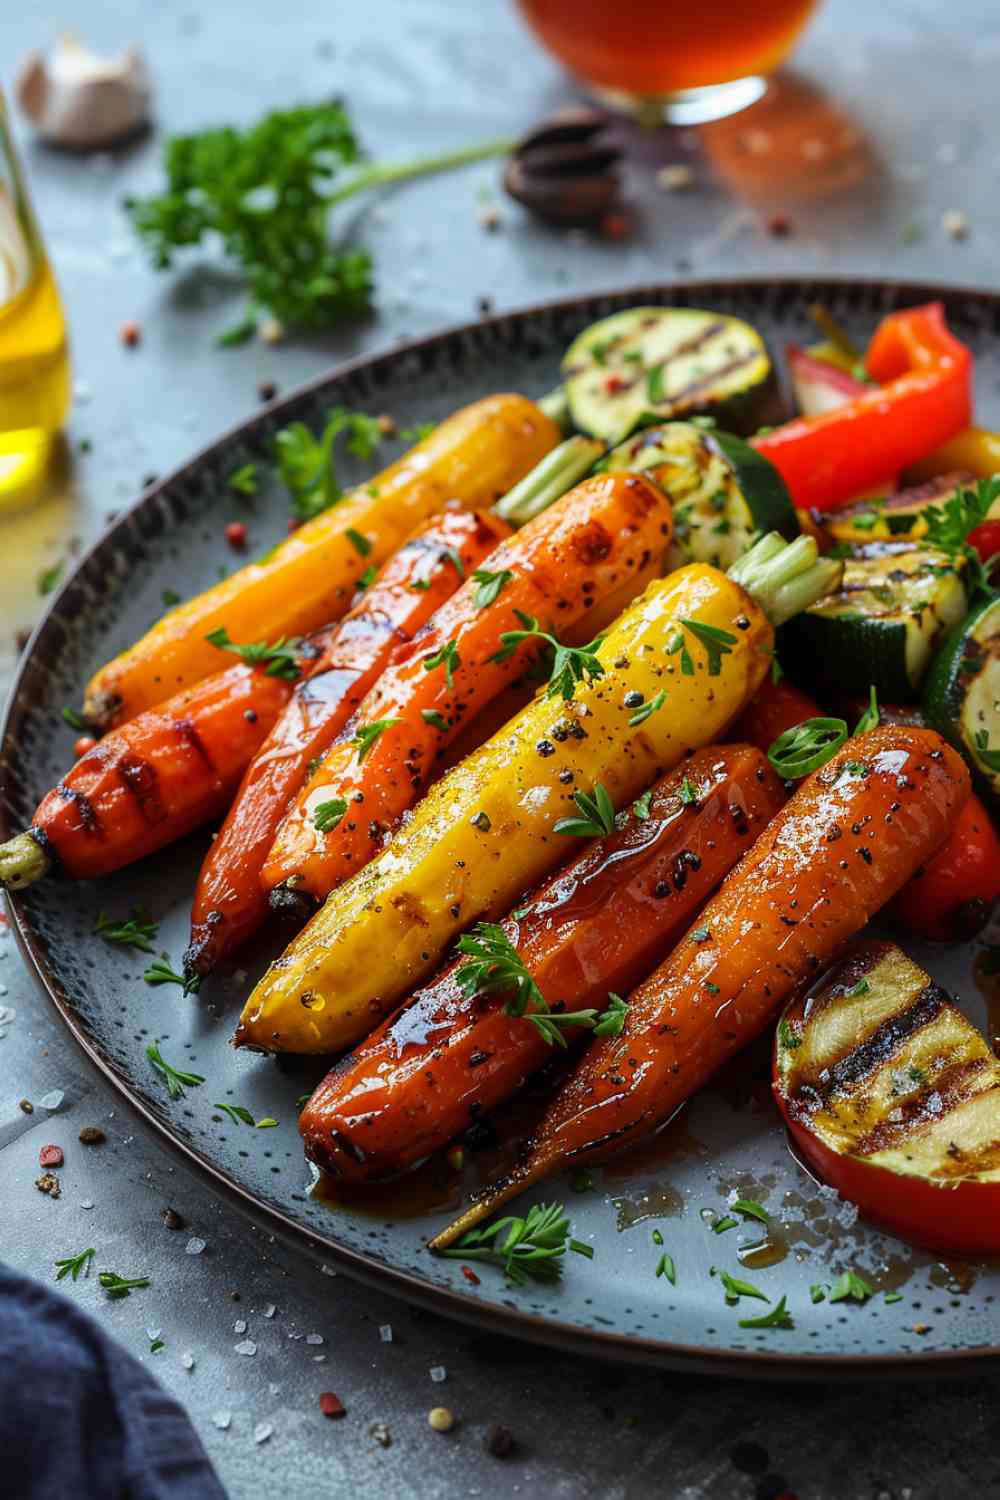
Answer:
[
  {"left": 185, "top": 505, "right": 510, "bottom": 976},
  {"left": 262, "top": 472, "right": 674, "bottom": 905},
  {"left": 0, "top": 641, "right": 339, "bottom": 888},
  {"left": 83, "top": 395, "right": 560, "bottom": 730},
  {"left": 728, "top": 676, "right": 820, "bottom": 751},
  {"left": 431, "top": 726, "right": 969, "bottom": 1245},
  {"left": 300, "top": 745, "right": 786, "bottom": 1182}
]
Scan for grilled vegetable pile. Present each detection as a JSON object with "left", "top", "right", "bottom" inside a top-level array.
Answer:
[{"left": 6, "top": 295, "right": 1000, "bottom": 1270}]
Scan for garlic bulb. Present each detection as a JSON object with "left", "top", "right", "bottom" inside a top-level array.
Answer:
[{"left": 15, "top": 36, "right": 152, "bottom": 150}]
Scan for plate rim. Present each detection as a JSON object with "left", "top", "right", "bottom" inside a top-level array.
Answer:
[{"left": 7, "top": 272, "right": 1000, "bottom": 1378}]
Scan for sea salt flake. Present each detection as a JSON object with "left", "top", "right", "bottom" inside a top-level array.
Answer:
[
  {"left": 185, "top": 1237, "right": 206, "bottom": 1255},
  {"left": 212, "top": 1411, "right": 231, "bottom": 1431},
  {"left": 379, "top": 1324, "right": 393, "bottom": 1343},
  {"left": 39, "top": 1090, "right": 65, "bottom": 1111},
  {"left": 320, "top": 1264, "right": 337, "bottom": 1278},
  {"left": 234, "top": 1319, "right": 247, "bottom": 1334},
  {"left": 181, "top": 1352, "right": 195, "bottom": 1370},
  {"left": 146, "top": 1327, "right": 162, "bottom": 1341},
  {"left": 430, "top": 1366, "right": 447, "bottom": 1383},
  {"left": 80, "top": 1200, "right": 94, "bottom": 1210},
  {"left": 305, "top": 1332, "right": 323, "bottom": 1345},
  {"left": 253, "top": 1422, "right": 272, "bottom": 1445},
  {"left": 313, "top": 1354, "right": 327, "bottom": 1363},
  {"left": 235, "top": 1339, "right": 257, "bottom": 1357},
  {"left": 262, "top": 1303, "right": 276, "bottom": 1319}
]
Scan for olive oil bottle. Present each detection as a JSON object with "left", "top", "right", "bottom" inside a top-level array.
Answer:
[{"left": 0, "top": 90, "right": 70, "bottom": 511}]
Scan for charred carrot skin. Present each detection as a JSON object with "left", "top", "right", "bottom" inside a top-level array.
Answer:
[
  {"left": 24, "top": 659, "right": 309, "bottom": 882},
  {"left": 264, "top": 472, "right": 673, "bottom": 903},
  {"left": 83, "top": 395, "right": 560, "bottom": 730},
  {"left": 186, "top": 505, "right": 510, "bottom": 976},
  {"left": 300, "top": 744, "right": 786, "bottom": 1182},
  {"left": 433, "top": 729, "right": 969, "bottom": 1240}
]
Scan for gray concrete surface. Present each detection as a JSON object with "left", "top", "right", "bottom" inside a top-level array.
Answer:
[{"left": 2, "top": 1, "right": 1000, "bottom": 1495}]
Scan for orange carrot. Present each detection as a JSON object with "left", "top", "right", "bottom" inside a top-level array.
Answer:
[
  {"left": 300, "top": 745, "right": 785, "bottom": 1182},
  {"left": 83, "top": 395, "right": 560, "bottom": 729},
  {"left": 185, "top": 505, "right": 510, "bottom": 976},
  {"left": 263, "top": 472, "right": 673, "bottom": 904},
  {"left": 430, "top": 727, "right": 969, "bottom": 1245}
]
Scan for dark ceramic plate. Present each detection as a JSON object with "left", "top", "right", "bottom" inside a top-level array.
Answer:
[{"left": 5, "top": 277, "right": 1000, "bottom": 1377}]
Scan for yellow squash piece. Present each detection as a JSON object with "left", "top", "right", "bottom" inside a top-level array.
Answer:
[
  {"left": 237, "top": 563, "right": 773, "bottom": 1054},
  {"left": 84, "top": 395, "right": 560, "bottom": 728}
]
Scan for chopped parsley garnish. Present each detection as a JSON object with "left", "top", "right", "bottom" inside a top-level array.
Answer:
[
  {"left": 593, "top": 992, "right": 629, "bottom": 1038},
  {"left": 656, "top": 1253, "right": 676, "bottom": 1285},
  {"left": 99, "top": 1270, "right": 151, "bottom": 1300},
  {"left": 732, "top": 1199, "right": 769, "bottom": 1225},
  {"left": 313, "top": 798, "right": 348, "bottom": 834},
  {"left": 472, "top": 567, "right": 513, "bottom": 608},
  {"left": 205, "top": 626, "right": 301, "bottom": 680},
  {"left": 161, "top": 589, "right": 182, "bottom": 608},
  {"left": 829, "top": 1269, "right": 875, "bottom": 1304},
  {"left": 670, "top": 618, "right": 737, "bottom": 677},
  {"left": 679, "top": 775, "right": 698, "bottom": 806},
  {"left": 352, "top": 717, "right": 401, "bottom": 764},
  {"left": 845, "top": 979, "right": 871, "bottom": 998},
  {"left": 632, "top": 788, "right": 653, "bottom": 821},
  {"left": 55, "top": 1247, "right": 95, "bottom": 1282},
  {"left": 711, "top": 1214, "right": 738, "bottom": 1235},
  {"left": 493, "top": 611, "right": 606, "bottom": 701},
  {"left": 705, "top": 981, "right": 721, "bottom": 996},
  {"left": 553, "top": 783, "right": 616, "bottom": 838},
  {"left": 441, "top": 546, "right": 465, "bottom": 580},
  {"left": 810, "top": 1284, "right": 826, "bottom": 1304},
  {"left": 777, "top": 1018, "right": 801, "bottom": 1051},
  {"left": 739, "top": 1296, "right": 794, "bottom": 1329},
  {"left": 646, "top": 364, "right": 667, "bottom": 403},
  {"left": 712, "top": 1267, "right": 769, "bottom": 1304},
  {"left": 628, "top": 690, "right": 666, "bottom": 727},
  {"left": 94, "top": 909, "right": 159, "bottom": 954},
  {"left": 357, "top": 562, "right": 378, "bottom": 589},
  {"left": 438, "top": 1202, "right": 581, "bottom": 1285},
  {"left": 38, "top": 559, "right": 65, "bottom": 596},
  {"left": 400, "top": 422, "right": 436, "bottom": 443},
  {"left": 273, "top": 408, "right": 382, "bottom": 521},
  {"left": 150, "top": 1337, "right": 165, "bottom": 1354},
  {"left": 228, "top": 462, "right": 258, "bottom": 495},
  {"left": 422, "top": 708, "right": 449, "bottom": 731},
  {"left": 145, "top": 1042, "right": 205, "bottom": 1100},
  {"left": 346, "top": 527, "right": 372, "bottom": 557},
  {"left": 853, "top": 685, "right": 880, "bottom": 736},
  {"left": 422, "top": 638, "right": 461, "bottom": 689},
  {"left": 143, "top": 959, "right": 200, "bottom": 996},
  {"left": 214, "top": 1103, "right": 279, "bottom": 1129},
  {"left": 62, "top": 706, "right": 90, "bottom": 731}
]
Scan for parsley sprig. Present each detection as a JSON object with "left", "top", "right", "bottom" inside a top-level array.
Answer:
[
  {"left": 99, "top": 1270, "right": 151, "bottom": 1300},
  {"left": 422, "top": 638, "right": 461, "bottom": 689},
  {"left": 143, "top": 959, "right": 200, "bottom": 996},
  {"left": 553, "top": 783, "right": 617, "bottom": 838},
  {"left": 94, "top": 909, "right": 159, "bottom": 954},
  {"left": 55, "top": 1247, "right": 95, "bottom": 1282},
  {"left": 313, "top": 798, "right": 348, "bottom": 834},
  {"left": 274, "top": 408, "right": 382, "bottom": 522},
  {"left": 214, "top": 1103, "right": 279, "bottom": 1129},
  {"left": 919, "top": 475, "right": 1000, "bottom": 599},
  {"left": 439, "top": 1202, "right": 590, "bottom": 1285},
  {"left": 493, "top": 612, "right": 606, "bottom": 701},
  {"left": 146, "top": 1042, "right": 205, "bottom": 1101},
  {"left": 205, "top": 626, "right": 301, "bottom": 680},
  {"left": 472, "top": 568, "right": 513, "bottom": 608},
  {"left": 668, "top": 618, "right": 737, "bottom": 677},
  {"left": 352, "top": 717, "right": 401, "bottom": 764}
]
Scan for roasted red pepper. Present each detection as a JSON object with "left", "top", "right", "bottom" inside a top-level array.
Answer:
[
  {"left": 754, "top": 303, "right": 972, "bottom": 512},
  {"left": 889, "top": 793, "right": 1000, "bottom": 941}
]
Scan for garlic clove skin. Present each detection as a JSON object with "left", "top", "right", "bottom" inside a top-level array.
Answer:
[{"left": 15, "top": 36, "right": 152, "bottom": 150}]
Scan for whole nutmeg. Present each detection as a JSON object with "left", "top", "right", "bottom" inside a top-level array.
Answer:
[{"left": 503, "top": 108, "right": 622, "bottom": 227}]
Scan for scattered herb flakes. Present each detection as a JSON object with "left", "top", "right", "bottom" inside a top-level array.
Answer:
[
  {"left": 62, "top": 705, "right": 89, "bottom": 731},
  {"left": 99, "top": 1270, "right": 151, "bottom": 1300},
  {"left": 593, "top": 992, "right": 628, "bottom": 1037},
  {"left": 732, "top": 1199, "right": 770, "bottom": 1226},
  {"left": 357, "top": 562, "right": 378, "bottom": 590},
  {"left": 472, "top": 567, "right": 513, "bottom": 609},
  {"left": 146, "top": 1042, "right": 205, "bottom": 1101},
  {"left": 94, "top": 909, "right": 158, "bottom": 953},
  {"left": 569, "top": 1239, "right": 594, "bottom": 1260},
  {"left": 739, "top": 1296, "right": 794, "bottom": 1330},
  {"left": 439, "top": 1201, "right": 579, "bottom": 1286},
  {"left": 38, "top": 560, "right": 65, "bottom": 596},
  {"left": 161, "top": 588, "right": 182, "bottom": 608},
  {"left": 853, "top": 684, "right": 880, "bottom": 736},
  {"left": 679, "top": 776, "right": 697, "bottom": 806},
  {"left": 143, "top": 958, "right": 200, "bottom": 995},
  {"left": 810, "top": 1284, "right": 826, "bottom": 1304},
  {"left": 352, "top": 717, "right": 401, "bottom": 764},
  {"left": 346, "top": 527, "right": 372, "bottom": 557},
  {"left": 829, "top": 1270, "right": 875, "bottom": 1304},
  {"left": 400, "top": 422, "right": 436, "bottom": 443},
  {"left": 493, "top": 612, "right": 606, "bottom": 702},
  {"left": 205, "top": 626, "right": 301, "bottom": 681},
  {"left": 422, "top": 637, "right": 461, "bottom": 689},
  {"left": 228, "top": 462, "right": 258, "bottom": 495},
  {"left": 678, "top": 618, "right": 736, "bottom": 676},
  {"left": 777, "top": 1018, "right": 801, "bottom": 1051},
  {"left": 632, "top": 788, "right": 653, "bottom": 821},
  {"left": 884, "top": 1292, "right": 904, "bottom": 1305},
  {"left": 628, "top": 689, "right": 666, "bottom": 728},
  {"left": 422, "top": 708, "right": 448, "bottom": 731},
  {"left": 55, "top": 1247, "right": 95, "bottom": 1282},
  {"left": 710, "top": 1214, "right": 738, "bottom": 1235},
  {"left": 845, "top": 979, "right": 871, "bottom": 998},
  {"left": 455, "top": 921, "right": 609, "bottom": 1048},
  {"left": 655, "top": 1253, "right": 676, "bottom": 1285},
  {"left": 313, "top": 798, "right": 348, "bottom": 834},
  {"left": 553, "top": 783, "right": 616, "bottom": 839},
  {"left": 712, "top": 1267, "right": 769, "bottom": 1304},
  {"left": 214, "top": 1103, "right": 256, "bottom": 1127},
  {"left": 150, "top": 1337, "right": 165, "bottom": 1354}
]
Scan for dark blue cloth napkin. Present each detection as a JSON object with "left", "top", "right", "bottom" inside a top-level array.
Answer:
[{"left": 0, "top": 1263, "right": 227, "bottom": 1500}]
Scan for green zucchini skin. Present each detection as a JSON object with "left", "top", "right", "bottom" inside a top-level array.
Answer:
[
  {"left": 602, "top": 421, "right": 798, "bottom": 571},
  {"left": 562, "top": 307, "right": 774, "bottom": 445},
  {"left": 779, "top": 543, "right": 970, "bottom": 703},
  {"left": 924, "top": 595, "right": 1000, "bottom": 816}
]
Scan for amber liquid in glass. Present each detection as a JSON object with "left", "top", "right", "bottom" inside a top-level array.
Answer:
[{"left": 517, "top": 0, "right": 817, "bottom": 97}]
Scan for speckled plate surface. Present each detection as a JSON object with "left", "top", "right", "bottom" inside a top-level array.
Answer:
[{"left": 5, "top": 277, "right": 1000, "bottom": 1377}]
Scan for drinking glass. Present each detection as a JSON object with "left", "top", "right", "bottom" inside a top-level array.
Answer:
[{"left": 515, "top": 0, "right": 821, "bottom": 124}]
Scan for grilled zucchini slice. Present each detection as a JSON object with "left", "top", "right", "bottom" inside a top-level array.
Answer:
[
  {"left": 924, "top": 594, "right": 1000, "bottom": 815},
  {"left": 774, "top": 940, "right": 1000, "bottom": 1255},
  {"left": 779, "top": 542, "right": 969, "bottom": 701},
  {"left": 602, "top": 421, "right": 798, "bottom": 570},
  {"left": 815, "top": 471, "right": 975, "bottom": 547},
  {"left": 562, "top": 307, "right": 772, "bottom": 445}
]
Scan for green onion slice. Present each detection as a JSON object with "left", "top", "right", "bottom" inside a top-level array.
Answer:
[{"left": 767, "top": 716, "right": 848, "bottom": 779}]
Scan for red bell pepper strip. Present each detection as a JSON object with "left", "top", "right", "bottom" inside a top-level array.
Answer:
[{"left": 753, "top": 303, "right": 972, "bottom": 512}]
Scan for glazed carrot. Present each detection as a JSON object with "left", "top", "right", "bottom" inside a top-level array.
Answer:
[
  {"left": 262, "top": 472, "right": 674, "bottom": 904},
  {"left": 728, "top": 675, "right": 820, "bottom": 752},
  {"left": 185, "top": 505, "right": 510, "bottom": 976},
  {"left": 431, "top": 726, "right": 969, "bottom": 1245},
  {"left": 300, "top": 744, "right": 786, "bottom": 1182},
  {"left": 0, "top": 646, "right": 334, "bottom": 888},
  {"left": 83, "top": 395, "right": 560, "bottom": 730}
]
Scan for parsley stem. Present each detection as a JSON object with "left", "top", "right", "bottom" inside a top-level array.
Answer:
[
  {"left": 494, "top": 436, "right": 604, "bottom": 526},
  {"left": 326, "top": 138, "right": 516, "bottom": 208}
]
